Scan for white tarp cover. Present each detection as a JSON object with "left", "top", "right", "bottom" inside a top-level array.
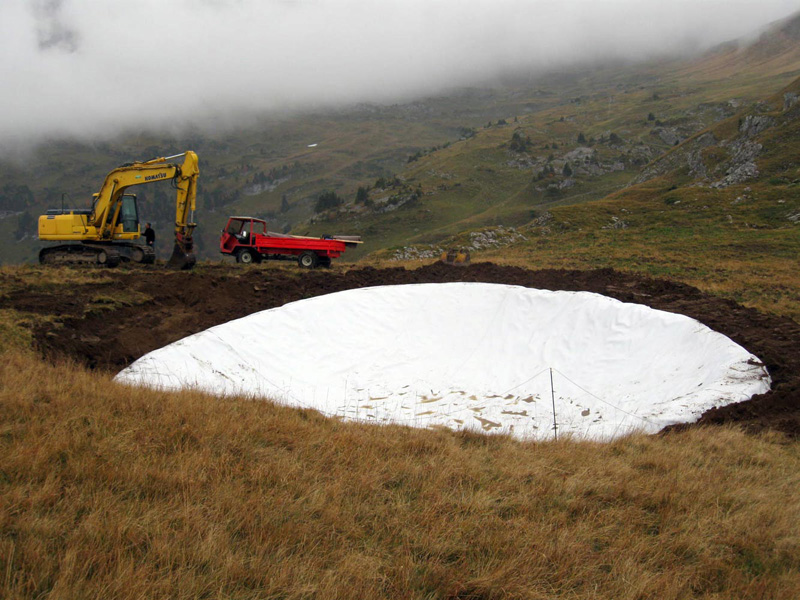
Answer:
[{"left": 115, "top": 283, "right": 771, "bottom": 441}]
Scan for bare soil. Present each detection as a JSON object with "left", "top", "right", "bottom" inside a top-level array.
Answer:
[{"left": 8, "top": 262, "right": 799, "bottom": 436}]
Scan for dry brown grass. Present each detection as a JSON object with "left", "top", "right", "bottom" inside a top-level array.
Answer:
[{"left": 1, "top": 350, "right": 798, "bottom": 599}]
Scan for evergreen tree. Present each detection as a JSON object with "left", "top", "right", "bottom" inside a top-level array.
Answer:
[
  {"left": 315, "top": 191, "right": 343, "bottom": 213},
  {"left": 355, "top": 186, "right": 369, "bottom": 204},
  {"left": 509, "top": 131, "right": 531, "bottom": 153}
]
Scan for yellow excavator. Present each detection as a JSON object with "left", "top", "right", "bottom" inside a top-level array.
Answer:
[{"left": 38, "top": 151, "right": 199, "bottom": 269}]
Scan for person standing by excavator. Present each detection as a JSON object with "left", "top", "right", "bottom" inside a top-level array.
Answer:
[{"left": 144, "top": 222, "right": 155, "bottom": 248}]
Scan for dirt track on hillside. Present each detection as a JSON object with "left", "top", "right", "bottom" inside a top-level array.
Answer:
[{"left": 7, "top": 262, "right": 798, "bottom": 436}]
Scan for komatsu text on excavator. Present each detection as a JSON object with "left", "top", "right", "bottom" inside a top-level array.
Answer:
[{"left": 37, "top": 151, "right": 199, "bottom": 269}]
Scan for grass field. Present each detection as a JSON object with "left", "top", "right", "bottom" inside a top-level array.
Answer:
[
  {"left": 1, "top": 346, "right": 799, "bottom": 599},
  {"left": 1, "top": 248, "right": 800, "bottom": 598}
]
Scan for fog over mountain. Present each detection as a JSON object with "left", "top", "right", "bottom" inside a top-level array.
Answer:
[{"left": 1, "top": 0, "right": 798, "bottom": 150}]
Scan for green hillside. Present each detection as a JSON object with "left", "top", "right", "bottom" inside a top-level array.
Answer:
[
  {"left": 302, "top": 13, "right": 800, "bottom": 257},
  {"left": 1, "top": 13, "right": 799, "bottom": 268},
  {"left": 0, "top": 88, "right": 568, "bottom": 264},
  {"left": 389, "top": 75, "right": 800, "bottom": 321}
]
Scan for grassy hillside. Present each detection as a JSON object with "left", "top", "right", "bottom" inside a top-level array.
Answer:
[
  {"left": 3, "top": 76, "right": 800, "bottom": 597},
  {"left": 3, "top": 13, "right": 800, "bottom": 266},
  {"left": 370, "top": 74, "right": 800, "bottom": 321},
  {"left": 0, "top": 89, "right": 566, "bottom": 265},
  {"left": 515, "top": 76, "right": 797, "bottom": 321},
  {"left": 303, "top": 13, "right": 800, "bottom": 259}
]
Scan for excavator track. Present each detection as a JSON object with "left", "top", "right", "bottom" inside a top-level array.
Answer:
[
  {"left": 39, "top": 243, "right": 156, "bottom": 267},
  {"left": 39, "top": 244, "right": 125, "bottom": 267},
  {"left": 116, "top": 243, "right": 156, "bottom": 264}
]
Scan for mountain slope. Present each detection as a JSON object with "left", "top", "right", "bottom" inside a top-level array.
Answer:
[
  {"left": 404, "top": 75, "right": 800, "bottom": 320},
  {"left": 1, "top": 12, "right": 800, "bottom": 265},
  {"left": 302, "top": 14, "right": 800, "bottom": 259}
]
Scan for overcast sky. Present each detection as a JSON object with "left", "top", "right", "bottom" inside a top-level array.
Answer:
[{"left": 0, "top": 0, "right": 797, "bottom": 150}]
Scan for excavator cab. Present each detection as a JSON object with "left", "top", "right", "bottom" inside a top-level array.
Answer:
[
  {"left": 102, "top": 194, "right": 139, "bottom": 234},
  {"left": 118, "top": 195, "right": 140, "bottom": 234}
]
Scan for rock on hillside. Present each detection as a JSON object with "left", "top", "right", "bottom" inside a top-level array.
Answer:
[{"left": 633, "top": 76, "right": 800, "bottom": 188}]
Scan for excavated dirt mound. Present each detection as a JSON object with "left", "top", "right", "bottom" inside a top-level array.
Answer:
[{"left": 13, "top": 262, "right": 800, "bottom": 437}]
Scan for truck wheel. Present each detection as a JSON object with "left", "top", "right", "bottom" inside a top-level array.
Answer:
[
  {"left": 318, "top": 256, "right": 332, "bottom": 268},
  {"left": 298, "top": 251, "right": 318, "bottom": 269},
  {"left": 237, "top": 249, "right": 256, "bottom": 264}
]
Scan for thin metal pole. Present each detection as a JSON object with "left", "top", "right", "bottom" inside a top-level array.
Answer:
[{"left": 550, "top": 368, "right": 558, "bottom": 441}]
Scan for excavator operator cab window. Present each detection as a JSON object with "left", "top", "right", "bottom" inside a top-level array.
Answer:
[{"left": 119, "top": 194, "right": 140, "bottom": 233}]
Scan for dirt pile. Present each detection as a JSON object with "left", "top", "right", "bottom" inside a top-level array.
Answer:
[{"left": 8, "top": 262, "right": 798, "bottom": 436}]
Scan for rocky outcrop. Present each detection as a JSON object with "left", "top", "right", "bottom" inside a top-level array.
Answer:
[
  {"left": 633, "top": 132, "right": 718, "bottom": 184},
  {"left": 739, "top": 115, "right": 774, "bottom": 138},
  {"left": 390, "top": 226, "right": 527, "bottom": 261},
  {"left": 652, "top": 127, "right": 683, "bottom": 146},
  {"left": 391, "top": 246, "right": 443, "bottom": 261},
  {"left": 467, "top": 226, "right": 527, "bottom": 250},
  {"left": 710, "top": 139, "right": 762, "bottom": 188},
  {"left": 602, "top": 216, "right": 628, "bottom": 230},
  {"left": 633, "top": 100, "right": 784, "bottom": 189}
]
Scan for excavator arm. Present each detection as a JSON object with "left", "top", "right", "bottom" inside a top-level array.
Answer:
[{"left": 169, "top": 151, "right": 198, "bottom": 269}]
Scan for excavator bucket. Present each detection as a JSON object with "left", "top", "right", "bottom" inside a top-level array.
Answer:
[
  {"left": 166, "top": 242, "right": 196, "bottom": 270},
  {"left": 440, "top": 248, "right": 471, "bottom": 266}
]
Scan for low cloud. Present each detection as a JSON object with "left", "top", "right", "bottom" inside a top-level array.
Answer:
[{"left": 0, "top": 0, "right": 797, "bottom": 150}]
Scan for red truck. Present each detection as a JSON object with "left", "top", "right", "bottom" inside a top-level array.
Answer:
[{"left": 220, "top": 216, "right": 362, "bottom": 268}]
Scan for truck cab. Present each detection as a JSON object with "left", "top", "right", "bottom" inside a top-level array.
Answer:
[{"left": 220, "top": 216, "right": 265, "bottom": 251}]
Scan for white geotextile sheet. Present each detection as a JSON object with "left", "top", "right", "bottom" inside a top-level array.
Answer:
[{"left": 115, "top": 283, "right": 771, "bottom": 441}]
